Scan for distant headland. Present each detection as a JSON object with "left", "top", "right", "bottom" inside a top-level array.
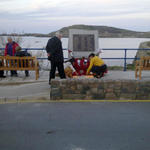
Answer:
[{"left": 1, "top": 24, "right": 150, "bottom": 38}]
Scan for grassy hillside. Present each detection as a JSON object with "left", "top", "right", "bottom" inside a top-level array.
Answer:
[
  {"left": 48, "top": 24, "right": 150, "bottom": 38},
  {"left": 1, "top": 25, "right": 150, "bottom": 38}
]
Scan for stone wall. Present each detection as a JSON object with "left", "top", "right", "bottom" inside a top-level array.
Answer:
[
  {"left": 135, "top": 41, "right": 150, "bottom": 59},
  {"left": 51, "top": 79, "right": 150, "bottom": 100}
]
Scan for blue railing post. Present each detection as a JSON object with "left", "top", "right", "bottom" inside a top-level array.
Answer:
[
  {"left": 124, "top": 49, "right": 127, "bottom": 71},
  {"left": 1, "top": 47, "right": 150, "bottom": 65},
  {"left": 25, "top": 48, "right": 28, "bottom": 52}
]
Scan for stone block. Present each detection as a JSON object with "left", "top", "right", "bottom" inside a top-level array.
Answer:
[
  {"left": 97, "top": 82, "right": 104, "bottom": 90},
  {"left": 62, "top": 89, "right": 75, "bottom": 94},
  {"left": 105, "top": 88, "right": 114, "bottom": 93},
  {"left": 113, "top": 81, "right": 122, "bottom": 90},
  {"left": 84, "top": 95, "right": 93, "bottom": 100},
  {"left": 77, "top": 84, "right": 83, "bottom": 90},
  {"left": 105, "top": 93, "right": 117, "bottom": 100},
  {"left": 98, "top": 89, "right": 104, "bottom": 94},
  {"left": 81, "top": 86, "right": 90, "bottom": 94},
  {"left": 51, "top": 80, "right": 60, "bottom": 88},
  {"left": 63, "top": 94, "right": 85, "bottom": 100},
  {"left": 136, "top": 94, "right": 149, "bottom": 100},
  {"left": 114, "top": 90, "right": 121, "bottom": 98},
  {"left": 91, "top": 88, "right": 98, "bottom": 94},
  {"left": 120, "top": 93, "right": 136, "bottom": 100},
  {"left": 50, "top": 88, "right": 62, "bottom": 100},
  {"left": 92, "top": 93, "right": 105, "bottom": 100},
  {"left": 86, "top": 90, "right": 92, "bottom": 96},
  {"left": 121, "top": 81, "right": 137, "bottom": 93}
]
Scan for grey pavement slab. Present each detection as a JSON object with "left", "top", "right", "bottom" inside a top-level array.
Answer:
[
  {"left": 0, "top": 102, "right": 150, "bottom": 150},
  {"left": 0, "top": 82, "right": 50, "bottom": 100},
  {"left": 102, "top": 70, "right": 150, "bottom": 81}
]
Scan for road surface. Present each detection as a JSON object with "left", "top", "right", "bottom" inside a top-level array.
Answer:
[{"left": 0, "top": 102, "right": 150, "bottom": 150}]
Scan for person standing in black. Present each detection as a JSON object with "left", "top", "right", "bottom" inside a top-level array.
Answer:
[
  {"left": 0, "top": 62, "right": 6, "bottom": 78},
  {"left": 0, "top": 50, "right": 6, "bottom": 78},
  {"left": 46, "top": 32, "right": 66, "bottom": 84}
]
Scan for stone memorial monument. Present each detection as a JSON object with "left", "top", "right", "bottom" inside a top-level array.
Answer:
[{"left": 68, "top": 29, "right": 99, "bottom": 58}]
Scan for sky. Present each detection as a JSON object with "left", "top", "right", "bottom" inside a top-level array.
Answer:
[{"left": 0, "top": 0, "right": 150, "bottom": 33}]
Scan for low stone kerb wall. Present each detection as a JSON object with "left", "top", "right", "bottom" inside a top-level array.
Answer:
[{"left": 50, "top": 79, "right": 150, "bottom": 100}]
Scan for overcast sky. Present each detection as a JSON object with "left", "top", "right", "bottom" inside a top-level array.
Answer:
[{"left": 0, "top": 0, "right": 150, "bottom": 33}]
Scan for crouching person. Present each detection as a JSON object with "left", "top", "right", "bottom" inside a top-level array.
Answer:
[
  {"left": 86, "top": 53, "right": 107, "bottom": 78},
  {"left": 15, "top": 46, "right": 31, "bottom": 77}
]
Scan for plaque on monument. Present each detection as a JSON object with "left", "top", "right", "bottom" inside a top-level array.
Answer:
[
  {"left": 73, "top": 34, "right": 95, "bottom": 52},
  {"left": 68, "top": 29, "right": 99, "bottom": 58}
]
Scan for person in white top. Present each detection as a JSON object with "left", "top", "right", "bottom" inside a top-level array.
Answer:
[
  {"left": 64, "top": 61, "right": 76, "bottom": 73},
  {"left": 64, "top": 58, "right": 78, "bottom": 78}
]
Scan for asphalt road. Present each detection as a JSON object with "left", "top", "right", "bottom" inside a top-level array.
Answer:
[{"left": 0, "top": 102, "right": 150, "bottom": 150}]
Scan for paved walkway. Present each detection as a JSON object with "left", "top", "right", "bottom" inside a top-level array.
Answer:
[
  {"left": 101, "top": 70, "right": 150, "bottom": 81},
  {"left": 0, "top": 71, "right": 50, "bottom": 100},
  {"left": 0, "top": 81, "right": 50, "bottom": 100},
  {"left": 0, "top": 71, "right": 150, "bottom": 100}
]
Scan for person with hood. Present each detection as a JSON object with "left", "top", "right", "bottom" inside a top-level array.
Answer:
[
  {"left": 4, "top": 37, "right": 19, "bottom": 76},
  {"left": 46, "top": 32, "right": 66, "bottom": 84}
]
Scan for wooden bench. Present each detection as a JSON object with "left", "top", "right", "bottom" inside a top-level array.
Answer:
[
  {"left": 135, "top": 56, "right": 150, "bottom": 80},
  {"left": 0, "top": 56, "right": 39, "bottom": 80}
]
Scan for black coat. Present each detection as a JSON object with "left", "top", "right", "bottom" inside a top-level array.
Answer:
[{"left": 46, "top": 36, "right": 64, "bottom": 62}]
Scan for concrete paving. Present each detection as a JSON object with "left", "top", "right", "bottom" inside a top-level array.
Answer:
[
  {"left": 0, "top": 71, "right": 50, "bottom": 100},
  {"left": 102, "top": 70, "right": 150, "bottom": 81},
  {"left": 0, "top": 71, "right": 150, "bottom": 100},
  {"left": 0, "top": 102, "right": 150, "bottom": 150},
  {"left": 0, "top": 82, "right": 50, "bottom": 100}
]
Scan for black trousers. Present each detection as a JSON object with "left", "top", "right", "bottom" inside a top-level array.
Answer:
[
  {"left": 0, "top": 70, "right": 4, "bottom": 77},
  {"left": 9, "top": 61, "right": 17, "bottom": 76},
  {"left": 0, "top": 61, "right": 4, "bottom": 77},
  {"left": 49, "top": 61, "right": 66, "bottom": 82},
  {"left": 19, "top": 60, "right": 29, "bottom": 76},
  {"left": 91, "top": 64, "right": 107, "bottom": 76},
  {"left": 11, "top": 71, "right": 17, "bottom": 75}
]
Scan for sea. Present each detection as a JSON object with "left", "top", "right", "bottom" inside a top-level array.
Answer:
[{"left": 1, "top": 36, "right": 150, "bottom": 66}]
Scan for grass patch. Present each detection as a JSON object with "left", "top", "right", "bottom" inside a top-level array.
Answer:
[
  {"left": 126, "top": 64, "right": 135, "bottom": 70},
  {"left": 108, "top": 64, "right": 135, "bottom": 71},
  {"left": 108, "top": 66, "right": 123, "bottom": 70}
]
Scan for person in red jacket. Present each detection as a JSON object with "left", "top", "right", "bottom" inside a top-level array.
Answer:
[{"left": 5, "top": 37, "right": 19, "bottom": 76}]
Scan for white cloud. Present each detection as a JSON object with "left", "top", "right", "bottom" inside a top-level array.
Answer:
[{"left": 0, "top": 0, "right": 150, "bottom": 32}]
